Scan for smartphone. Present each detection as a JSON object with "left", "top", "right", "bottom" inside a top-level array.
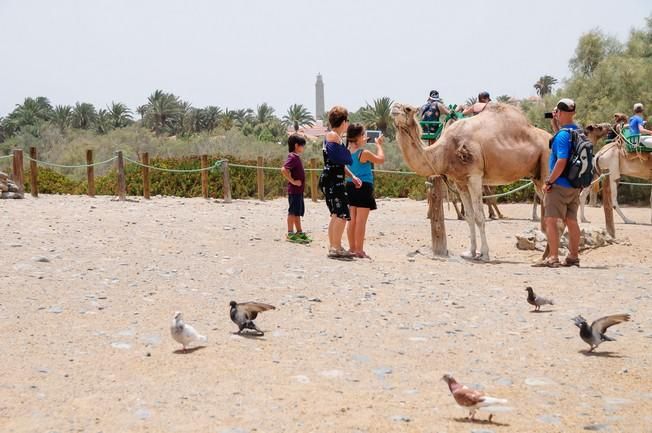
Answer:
[
  {"left": 366, "top": 130, "right": 382, "bottom": 143},
  {"left": 544, "top": 112, "right": 554, "bottom": 119}
]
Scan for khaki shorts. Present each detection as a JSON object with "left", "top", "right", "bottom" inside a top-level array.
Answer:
[{"left": 544, "top": 185, "right": 580, "bottom": 220}]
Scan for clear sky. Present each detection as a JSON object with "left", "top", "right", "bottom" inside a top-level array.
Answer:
[{"left": 0, "top": 0, "right": 649, "bottom": 117}]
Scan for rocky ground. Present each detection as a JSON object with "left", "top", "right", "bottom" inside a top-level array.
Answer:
[{"left": 1, "top": 196, "right": 651, "bottom": 433}]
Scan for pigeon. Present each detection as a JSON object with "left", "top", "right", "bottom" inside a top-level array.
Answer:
[
  {"left": 441, "top": 374, "right": 508, "bottom": 421},
  {"left": 525, "top": 286, "right": 554, "bottom": 311},
  {"left": 230, "top": 301, "right": 276, "bottom": 335},
  {"left": 170, "top": 311, "right": 207, "bottom": 351},
  {"left": 573, "top": 314, "right": 631, "bottom": 352}
]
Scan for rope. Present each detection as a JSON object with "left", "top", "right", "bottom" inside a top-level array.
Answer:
[
  {"left": 0, "top": 154, "right": 14, "bottom": 161},
  {"left": 482, "top": 181, "right": 534, "bottom": 199},
  {"left": 26, "top": 155, "right": 117, "bottom": 168},
  {"left": 122, "top": 155, "right": 224, "bottom": 173},
  {"left": 619, "top": 181, "right": 652, "bottom": 186}
]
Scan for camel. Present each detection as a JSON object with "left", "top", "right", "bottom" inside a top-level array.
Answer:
[
  {"left": 449, "top": 185, "right": 504, "bottom": 220},
  {"left": 391, "top": 102, "right": 551, "bottom": 260},
  {"left": 579, "top": 124, "right": 652, "bottom": 224}
]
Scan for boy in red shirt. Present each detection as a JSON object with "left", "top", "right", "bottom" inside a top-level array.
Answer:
[{"left": 281, "top": 134, "right": 311, "bottom": 243}]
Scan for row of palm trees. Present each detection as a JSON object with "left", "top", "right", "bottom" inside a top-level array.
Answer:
[{"left": 0, "top": 91, "right": 400, "bottom": 143}]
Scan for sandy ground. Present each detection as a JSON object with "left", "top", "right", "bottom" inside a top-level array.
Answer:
[{"left": 1, "top": 195, "right": 651, "bottom": 433}]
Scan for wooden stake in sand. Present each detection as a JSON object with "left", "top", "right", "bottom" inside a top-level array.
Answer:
[
  {"left": 427, "top": 176, "right": 448, "bottom": 256},
  {"left": 11, "top": 149, "right": 24, "bottom": 194},
  {"left": 602, "top": 170, "right": 615, "bottom": 238},
  {"left": 86, "top": 150, "right": 95, "bottom": 197},
  {"left": 201, "top": 155, "right": 209, "bottom": 199},
  {"left": 116, "top": 151, "right": 126, "bottom": 201},
  {"left": 29, "top": 147, "right": 38, "bottom": 198},
  {"left": 222, "top": 161, "right": 232, "bottom": 203},
  {"left": 257, "top": 156, "right": 264, "bottom": 201}
]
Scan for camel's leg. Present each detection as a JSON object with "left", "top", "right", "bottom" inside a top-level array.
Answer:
[
  {"left": 579, "top": 187, "right": 591, "bottom": 223},
  {"left": 452, "top": 198, "right": 464, "bottom": 220},
  {"left": 611, "top": 178, "right": 635, "bottom": 224},
  {"left": 458, "top": 188, "right": 477, "bottom": 259},
  {"left": 469, "top": 176, "right": 490, "bottom": 261}
]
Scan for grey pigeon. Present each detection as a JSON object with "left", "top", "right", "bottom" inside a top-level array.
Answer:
[
  {"left": 573, "top": 314, "right": 631, "bottom": 352},
  {"left": 170, "top": 311, "right": 207, "bottom": 351},
  {"left": 525, "top": 286, "right": 554, "bottom": 311},
  {"left": 230, "top": 301, "right": 276, "bottom": 335}
]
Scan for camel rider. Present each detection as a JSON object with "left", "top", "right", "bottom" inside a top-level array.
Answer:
[
  {"left": 629, "top": 103, "right": 652, "bottom": 148},
  {"left": 420, "top": 90, "right": 450, "bottom": 133},
  {"left": 463, "top": 91, "right": 491, "bottom": 117}
]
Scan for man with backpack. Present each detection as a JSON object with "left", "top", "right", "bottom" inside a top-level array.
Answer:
[
  {"left": 420, "top": 90, "right": 450, "bottom": 134},
  {"left": 535, "top": 98, "right": 587, "bottom": 268}
]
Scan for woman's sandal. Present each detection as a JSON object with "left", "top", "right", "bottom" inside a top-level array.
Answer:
[
  {"left": 532, "top": 257, "right": 561, "bottom": 268},
  {"left": 561, "top": 256, "right": 580, "bottom": 267}
]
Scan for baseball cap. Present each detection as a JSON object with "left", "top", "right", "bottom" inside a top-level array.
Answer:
[
  {"left": 556, "top": 98, "right": 576, "bottom": 113},
  {"left": 478, "top": 91, "right": 491, "bottom": 101},
  {"left": 633, "top": 103, "right": 644, "bottom": 112}
]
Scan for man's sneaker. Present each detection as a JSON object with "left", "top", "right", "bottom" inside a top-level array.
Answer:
[{"left": 296, "top": 232, "right": 312, "bottom": 243}]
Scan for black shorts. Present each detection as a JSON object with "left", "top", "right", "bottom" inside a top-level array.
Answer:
[
  {"left": 321, "top": 180, "right": 350, "bottom": 220},
  {"left": 346, "top": 182, "right": 377, "bottom": 210},
  {"left": 288, "top": 193, "right": 305, "bottom": 217}
]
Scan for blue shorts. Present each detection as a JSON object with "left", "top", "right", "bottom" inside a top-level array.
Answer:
[{"left": 288, "top": 193, "right": 305, "bottom": 217}]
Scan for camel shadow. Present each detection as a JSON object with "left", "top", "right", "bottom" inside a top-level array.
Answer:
[
  {"left": 451, "top": 417, "right": 510, "bottom": 427},
  {"left": 579, "top": 350, "right": 624, "bottom": 358},
  {"left": 173, "top": 345, "right": 207, "bottom": 355}
]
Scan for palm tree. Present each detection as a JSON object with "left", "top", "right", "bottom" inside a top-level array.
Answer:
[
  {"left": 219, "top": 109, "right": 238, "bottom": 131},
  {"left": 108, "top": 102, "right": 133, "bottom": 128},
  {"left": 282, "top": 104, "right": 315, "bottom": 132},
  {"left": 534, "top": 75, "right": 558, "bottom": 96},
  {"left": 4, "top": 97, "right": 54, "bottom": 136},
  {"left": 359, "top": 97, "right": 394, "bottom": 136},
  {"left": 254, "top": 103, "right": 276, "bottom": 125},
  {"left": 233, "top": 108, "right": 254, "bottom": 127},
  {"left": 136, "top": 105, "right": 148, "bottom": 121},
  {"left": 52, "top": 105, "right": 73, "bottom": 131},
  {"left": 496, "top": 95, "right": 513, "bottom": 104},
  {"left": 143, "top": 90, "right": 183, "bottom": 135},
  {"left": 71, "top": 102, "right": 97, "bottom": 129},
  {"left": 95, "top": 109, "right": 112, "bottom": 134},
  {"left": 203, "top": 106, "right": 222, "bottom": 131}
]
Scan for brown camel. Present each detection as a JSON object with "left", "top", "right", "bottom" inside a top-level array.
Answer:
[
  {"left": 391, "top": 102, "right": 550, "bottom": 260},
  {"left": 580, "top": 123, "right": 652, "bottom": 224}
]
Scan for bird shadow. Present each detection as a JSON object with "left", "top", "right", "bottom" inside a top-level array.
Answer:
[
  {"left": 233, "top": 331, "right": 266, "bottom": 339},
  {"left": 451, "top": 417, "right": 510, "bottom": 427},
  {"left": 529, "top": 309, "right": 554, "bottom": 314},
  {"left": 173, "top": 346, "right": 207, "bottom": 355},
  {"left": 579, "top": 350, "right": 623, "bottom": 358}
]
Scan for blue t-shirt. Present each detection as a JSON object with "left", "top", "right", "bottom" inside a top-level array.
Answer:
[
  {"left": 549, "top": 124, "right": 578, "bottom": 188},
  {"left": 346, "top": 149, "right": 374, "bottom": 184},
  {"left": 629, "top": 114, "right": 645, "bottom": 135}
]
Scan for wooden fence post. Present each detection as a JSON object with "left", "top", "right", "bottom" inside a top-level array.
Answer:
[
  {"left": 142, "top": 152, "right": 150, "bottom": 199},
  {"left": 310, "top": 158, "right": 318, "bottom": 202},
  {"left": 29, "top": 147, "right": 38, "bottom": 197},
  {"left": 222, "top": 160, "right": 232, "bottom": 203},
  {"left": 427, "top": 176, "right": 448, "bottom": 256},
  {"left": 602, "top": 171, "right": 615, "bottom": 238},
  {"left": 116, "top": 151, "right": 126, "bottom": 201},
  {"left": 11, "top": 149, "right": 24, "bottom": 194},
  {"left": 86, "top": 150, "right": 95, "bottom": 197},
  {"left": 201, "top": 154, "right": 209, "bottom": 199},
  {"left": 256, "top": 156, "right": 264, "bottom": 201}
]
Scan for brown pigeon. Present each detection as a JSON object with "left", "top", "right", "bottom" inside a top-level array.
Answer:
[
  {"left": 525, "top": 286, "right": 554, "bottom": 311},
  {"left": 573, "top": 314, "right": 631, "bottom": 352},
  {"left": 442, "top": 374, "right": 508, "bottom": 421},
  {"left": 229, "top": 301, "right": 275, "bottom": 335}
]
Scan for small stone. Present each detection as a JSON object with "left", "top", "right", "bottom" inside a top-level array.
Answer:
[
  {"left": 372, "top": 367, "right": 392, "bottom": 378},
  {"left": 47, "top": 306, "right": 63, "bottom": 314},
  {"left": 525, "top": 377, "right": 553, "bottom": 386},
  {"left": 308, "top": 297, "right": 321, "bottom": 302},
  {"left": 292, "top": 375, "right": 310, "bottom": 384},
  {"left": 320, "top": 370, "right": 344, "bottom": 378},
  {"left": 495, "top": 377, "right": 513, "bottom": 386},
  {"left": 584, "top": 423, "right": 610, "bottom": 431},
  {"left": 470, "top": 429, "right": 495, "bottom": 433},
  {"left": 135, "top": 408, "right": 150, "bottom": 420},
  {"left": 111, "top": 342, "right": 131, "bottom": 350},
  {"left": 390, "top": 415, "right": 410, "bottom": 422},
  {"left": 32, "top": 256, "right": 50, "bottom": 263},
  {"left": 351, "top": 354, "right": 370, "bottom": 363}
]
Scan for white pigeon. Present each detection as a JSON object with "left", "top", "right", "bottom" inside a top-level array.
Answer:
[{"left": 170, "top": 311, "right": 207, "bottom": 351}]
